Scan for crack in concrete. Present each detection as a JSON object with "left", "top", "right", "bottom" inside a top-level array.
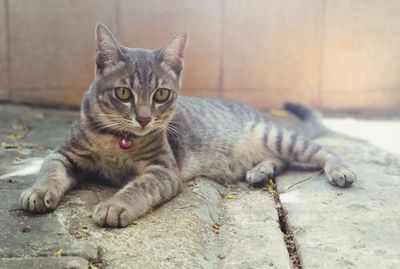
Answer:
[{"left": 265, "top": 180, "right": 303, "bottom": 269}]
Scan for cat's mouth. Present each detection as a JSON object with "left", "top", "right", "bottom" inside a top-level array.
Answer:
[
  {"left": 116, "top": 118, "right": 164, "bottom": 137},
  {"left": 129, "top": 118, "right": 167, "bottom": 137},
  {"left": 131, "top": 126, "right": 154, "bottom": 136},
  {"left": 129, "top": 122, "right": 164, "bottom": 137}
]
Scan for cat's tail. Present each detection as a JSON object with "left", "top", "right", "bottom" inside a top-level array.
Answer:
[
  {"left": 283, "top": 102, "right": 327, "bottom": 139},
  {"left": 283, "top": 102, "right": 364, "bottom": 142}
]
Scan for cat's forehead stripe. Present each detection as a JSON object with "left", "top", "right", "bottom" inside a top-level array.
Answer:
[
  {"left": 102, "top": 61, "right": 127, "bottom": 78},
  {"left": 133, "top": 71, "right": 141, "bottom": 88},
  {"left": 149, "top": 72, "right": 156, "bottom": 88}
]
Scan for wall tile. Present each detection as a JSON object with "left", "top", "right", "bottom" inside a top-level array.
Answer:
[
  {"left": 321, "top": 0, "right": 400, "bottom": 108},
  {"left": 5, "top": 1, "right": 400, "bottom": 111},
  {"left": 9, "top": 0, "right": 117, "bottom": 105},
  {"left": 119, "top": 0, "right": 222, "bottom": 95},
  {"left": 0, "top": 0, "right": 9, "bottom": 100},
  {"left": 224, "top": 88, "right": 320, "bottom": 111},
  {"left": 322, "top": 90, "right": 400, "bottom": 111},
  {"left": 223, "top": 0, "right": 324, "bottom": 108}
]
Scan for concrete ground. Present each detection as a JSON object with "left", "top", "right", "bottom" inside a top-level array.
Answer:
[{"left": 0, "top": 104, "right": 399, "bottom": 269}]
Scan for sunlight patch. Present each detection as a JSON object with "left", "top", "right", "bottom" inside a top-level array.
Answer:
[
  {"left": 324, "top": 118, "right": 400, "bottom": 155},
  {"left": 280, "top": 191, "right": 303, "bottom": 204},
  {"left": 0, "top": 157, "right": 44, "bottom": 179}
]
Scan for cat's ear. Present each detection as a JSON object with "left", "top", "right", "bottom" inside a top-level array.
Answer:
[
  {"left": 158, "top": 31, "right": 187, "bottom": 77},
  {"left": 95, "top": 24, "right": 123, "bottom": 69}
]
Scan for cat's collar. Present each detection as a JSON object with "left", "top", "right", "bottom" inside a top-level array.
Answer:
[{"left": 119, "top": 133, "right": 133, "bottom": 150}]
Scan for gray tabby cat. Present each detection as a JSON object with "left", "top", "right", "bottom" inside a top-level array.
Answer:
[{"left": 20, "top": 24, "right": 356, "bottom": 228}]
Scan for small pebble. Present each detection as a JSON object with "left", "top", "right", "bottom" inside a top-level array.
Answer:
[
  {"left": 74, "top": 232, "right": 83, "bottom": 239},
  {"left": 20, "top": 224, "right": 31, "bottom": 233}
]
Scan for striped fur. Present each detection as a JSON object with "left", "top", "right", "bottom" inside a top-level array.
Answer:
[{"left": 20, "top": 24, "right": 356, "bottom": 227}]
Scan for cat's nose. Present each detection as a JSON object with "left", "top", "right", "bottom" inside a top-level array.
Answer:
[{"left": 136, "top": 117, "right": 151, "bottom": 127}]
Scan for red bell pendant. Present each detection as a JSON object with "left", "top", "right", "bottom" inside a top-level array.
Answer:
[{"left": 119, "top": 137, "right": 132, "bottom": 150}]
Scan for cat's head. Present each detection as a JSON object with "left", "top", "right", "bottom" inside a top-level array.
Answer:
[{"left": 84, "top": 24, "right": 187, "bottom": 137}]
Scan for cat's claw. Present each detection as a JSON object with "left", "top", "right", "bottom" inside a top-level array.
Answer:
[
  {"left": 93, "top": 198, "right": 136, "bottom": 228},
  {"left": 327, "top": 167, "right": 356, "bottom": 188},
  {"left": 20, "top": 187, "right": 61, "bottom": 213}
]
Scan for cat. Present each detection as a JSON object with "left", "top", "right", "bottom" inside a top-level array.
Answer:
[{"left": 20, "top": 24, "right": 356, "bottom": 228}]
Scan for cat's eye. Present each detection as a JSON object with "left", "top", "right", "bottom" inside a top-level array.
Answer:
[
  {"left": 153, "top": 88, "right": 171, "bottom": 103},
  {"left": 114, "top": 87, "right": 133, "bottom": 101}
]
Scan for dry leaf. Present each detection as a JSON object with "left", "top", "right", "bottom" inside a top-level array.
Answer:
[
  {"left": 226, "top": 194, "right": 234, "bottom": 200},
  {"left": 54, "top": 248, "right": 63, "bottom": 257},
  {"left": 271, "top": 109, "right": 288, "bottom": 117}
]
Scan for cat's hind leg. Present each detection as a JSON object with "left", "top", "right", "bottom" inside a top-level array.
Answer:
[
  {"left": 246, "top": 158, "right": 287, "bottom": 186},
  {"left": 263, "top": 127, "right": 356, "bottom": 187}
]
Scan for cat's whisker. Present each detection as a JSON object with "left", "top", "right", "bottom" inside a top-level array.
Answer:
[{"left": 163, "top": 124, "right": 184, "bottom": 142}]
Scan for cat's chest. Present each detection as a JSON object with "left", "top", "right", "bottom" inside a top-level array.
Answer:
[{"left": 90, "top": 135, "right": 146, "bottom": 182}]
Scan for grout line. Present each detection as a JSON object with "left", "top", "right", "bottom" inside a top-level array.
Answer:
[
  {"left": 4, "top": 0, "right": 12, "bottom": 101},
  {"left": 218, "top": 0, "right": 225, "bottom": 98},
  {"left": 317, "top": 1, "right": 328, "bottom": 109},
  {"left": 115, "top": 0, "right": 121, "bottom": 39}
]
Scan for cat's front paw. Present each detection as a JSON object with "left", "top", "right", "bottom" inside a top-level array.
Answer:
[
  {"left": 93, "top": 198, "right": 137, "bottom": 228},
  {"left": 327, "top": 167, "right": 356, "bottom": 188},
  {"left": 20, "top": 187, "right": 61, "bottom": 213},
  {"left": 246, "top": 165, "right": 274, "bottom": 186}
]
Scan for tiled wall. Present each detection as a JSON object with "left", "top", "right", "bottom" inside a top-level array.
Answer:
[{"left": 1, "top": 0, "right": 399, "bottom": 111}]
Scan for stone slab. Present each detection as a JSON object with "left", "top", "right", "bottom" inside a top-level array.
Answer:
[
  {"left": 219, "top": 184, "right": 291, "bottom": 269},
  {"left": 0, "top": 104, "right": 290, "bottom": 268},
  {"left": 277, "top": 137, "right": 400, "bottom": 269}
]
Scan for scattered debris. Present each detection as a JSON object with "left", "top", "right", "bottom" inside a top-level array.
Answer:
[
  {"left": 19, "top": 223, "right": 31, "bottom": 233},
  {"left": 6, "top": 123, "right": 30, "bottom": 142},
  {"left": 7, "top": 178, "right": 15, "bottom": 183},
  {"left": 212, "top": 222, "right": 221, "bottom": 234},
  {"left": 0, "top": 142, "right": 24, "bottom": 149},
  {"left": 264, "top": 179, "right": 279, "bottom": 197},
  {"left": 0, "top": 142, "right": 49, "bottom": 150},
  {"left": 226, "top": 194, "right": 235, "bottom": 200},
  {"left": 74, "top": 231, "right": 83, "bottom": 239},
  {"left": 54, "top": 248, "right": 63, "bottom": 257},
  {"left": 15, "top": 156, "right": 22, "bottom": 163},
  {"left": 219, "top": 191, "right": 227, "bottom": 198},
  {"left": 89, "top": 262, "right": 100, "bottom": 269},
  {"left": 218, "top": 254, "right": 226, "bottom": 260},
  {"left": 223, "top": 183, "right": 236, "bottom": 188},
  {"left": 187, "top": 181, "right": 195, "bottom": 187},
  {"left": 284, "top": 231, "right": 301, "bottom": 268},
  {"left": 278, "top": 171, "right": 322, "bottom": 194}
]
